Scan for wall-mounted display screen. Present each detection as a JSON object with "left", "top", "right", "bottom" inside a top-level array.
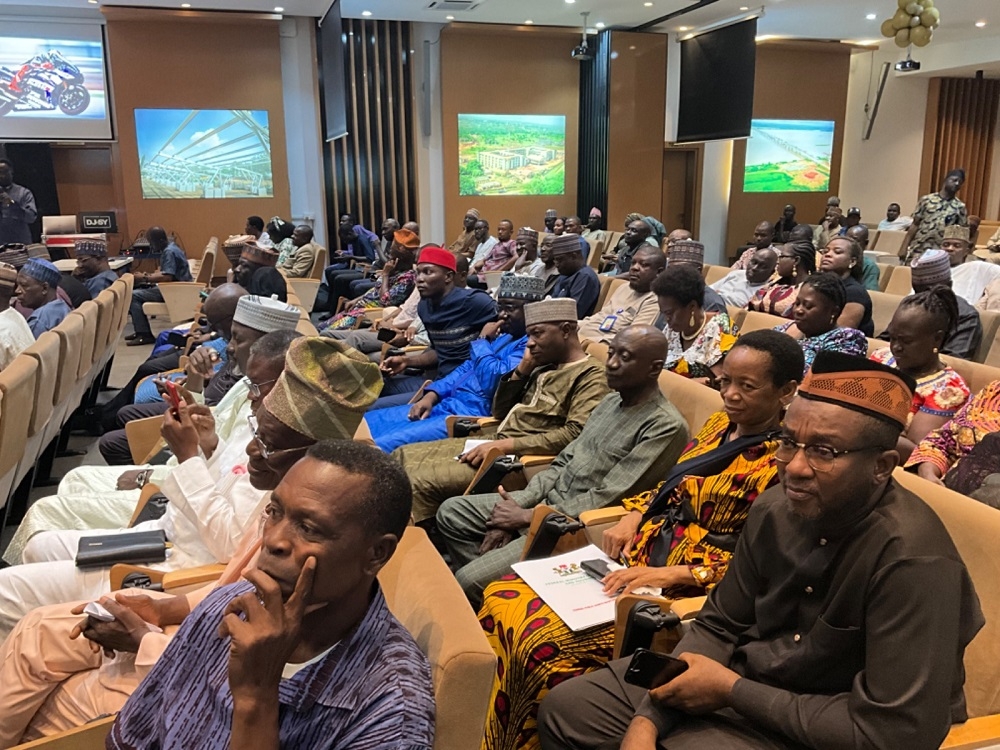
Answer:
[
  {"left": 743, "top": 119, "right": 834, "bottom": 193},
  {"left": 458, "top": 114, "right": 565, "bottom": 196},
  {"left": 0, "top": 20, "right": 112, "bottom": 141},
  {"left": 135, "top": 109, "right": 273, "bottom": 200}
]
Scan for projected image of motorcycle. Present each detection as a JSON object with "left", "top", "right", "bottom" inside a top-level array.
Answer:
[{"left": 0, "top": 41, "right": 107, "bottom": 119}]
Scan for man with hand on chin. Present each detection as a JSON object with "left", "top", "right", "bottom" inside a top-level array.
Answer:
[
  {"left": 538, "top": 351, "right": 983, "bottom": 750},
  {"left": 106, "top": 441, "right": 434, "bottom": 750}
]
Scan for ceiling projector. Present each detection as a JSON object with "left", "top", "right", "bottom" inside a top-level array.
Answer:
[
  {"left": 895, "top": 57, "right": 921, "bottom": 72},
  {"left": 572, "top": 42, "right": 593, "bottom": 61}
]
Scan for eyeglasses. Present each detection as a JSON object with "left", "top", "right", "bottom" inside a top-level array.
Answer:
[
  {"left": 774, "top": 436, "right": 886, "bottom": 473},
  {"left": 246, "top": 378, "right": 277, "bottom": 399},
  {"left": 247, "top": 415, "right": 309, "bottom": 460}
]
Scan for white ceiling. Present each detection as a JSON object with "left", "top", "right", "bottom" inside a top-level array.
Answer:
[{"left": 2, "top": 0, "right": 999, "bottom": 46}]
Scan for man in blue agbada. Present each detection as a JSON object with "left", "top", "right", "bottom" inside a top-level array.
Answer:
[{"left": 364, "top": 272, "right": 545, "bottom": 453}]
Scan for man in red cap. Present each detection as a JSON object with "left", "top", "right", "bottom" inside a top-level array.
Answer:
[{"left": 376, "top": 246, "right": 496, "bottom": 406}]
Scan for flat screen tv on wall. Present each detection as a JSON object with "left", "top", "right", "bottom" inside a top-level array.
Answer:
[
  {"left": 743, "top": 119, "right": 834, "bottom": 193},
  {"left": 458, "top": 114, "right": 566, "bottom": 196},
  {"left": 0, "top": 19, "right": 113, "bottom": 141},
  {"left": 134, "top": 109, "right": 274, "bottom": 200}
]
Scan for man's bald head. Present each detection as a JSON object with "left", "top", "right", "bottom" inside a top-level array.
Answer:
[
  {"left": 606, "top": 325, "right": 668, "bottom": 396},
  {"left": 753, "top": 222, "right": 775, "bottom": 249},
  {"left": 666, "top": 228, "right": 692, "bottom": 249},
  {"left": 202, "top": 282, "right": 248, "bottom": 339}
]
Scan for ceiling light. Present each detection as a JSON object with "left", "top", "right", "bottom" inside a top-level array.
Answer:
[
  {"left": 677, "top": 25, "right": 690, "bottom": 31},
  {"left": 274, "top": 5, "right": 284, "bottom": 11},
  {"left": 865, "top": 13, "right": 877, "bottom": 20},
  {"left": 446, "top": 14, "right": 455, "bottom": 20},
  {"left": 595, "top": 21, "right": 605, "bottom": 28},
  {"left": 975, "top": 20, "right": 987, "bottom": 27},
  {"left": 644, "top": 1, "right": 653, "bottom": 6},
  {"left": 524, "top": 19, "right": 533, "bottom": 24},
  {"left": 87, "top": 0, "right": 97, "bottom": 4},
  {"left": 739, "top": 5, "right": 749, "bottom": 10},
  {"left": 180, "top": 2, "right": 190, "bottom": 6},
  {"left": 565, "top": 0, "right": 576, "bottom": 4},
  {"left": 361, "top": 9, "right": 372, "bottom": 16}
]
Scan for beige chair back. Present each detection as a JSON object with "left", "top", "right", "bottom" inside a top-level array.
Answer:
[
  {"left": 71, "top": 302, "right": 99, "bottom": 379},
  {"left": 877, "top": 263, "right": 894, "bottom": 291},
  {"left": 726, "top": 305, "right": 748, "bottom": 331},
  {"left": 870, "top": 229, "right": 908, "bottom": 259},
  {"left": 868, "top": 290, "right": 903, "bottom": 338},
  {"left": 0, "top": 355, "right": 38, "bottom": 503},
  {"left": 21, "top": 332, "right": 60, "bottom": 436},
  {"left": 597, "top": 277, "right": 626, "bottom": 311},
  {"left": 657, "top": 370, "right": 722, "bottom": 435},
  {"left": 93, "top": 289, "right": 116, "bottom": 360},
  {"left": 52, "top": 314, "right": 84, "bottom": 405},
  {"left": 884, "top": 265, "right": 912, "bottom": 296},
  {"left": 975, "top": 310, "right": 1000, "bottom": 364},
  {"left": 704, "top": 265, "right": 729, "bottom": 286},
  {"left": 194, "top": 244, "right": 216, "bottom": 286},
  {"left": 378, "top": 527, "right": 496, "bottom": 750},
  {"left": 310, "top": 245, "right": 328, "bottom": 279},
  {"left": 739, "top": 310, "right": 786, "bottom": 334}
]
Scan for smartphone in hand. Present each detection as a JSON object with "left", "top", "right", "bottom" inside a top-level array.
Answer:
[
  {"left": 623, "top": 648, "right": 689, "bottom": 689},
  {"left": 163, "top": 380, "right": 183, "bottom": 416}
]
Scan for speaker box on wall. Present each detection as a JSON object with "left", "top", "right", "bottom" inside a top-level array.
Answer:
[{"left": 1, "top": 142, "right": 61, "bottom": 245}]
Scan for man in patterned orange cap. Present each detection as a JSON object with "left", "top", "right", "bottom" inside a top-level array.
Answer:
[{"left": 540, "top": 350, "right": 984, "bottom": 750}]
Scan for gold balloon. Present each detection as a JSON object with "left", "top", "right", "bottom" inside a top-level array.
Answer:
[
  {"left": 892, "top": 8, "right": 911, "bottom": 29},
  {"left": 897, "top": 0, "right": 909, "bottom": 8},
  {"left": 909, "top": 15, "right": 921, "bottom": 27},
  {"left": 922, "top": 0, "right": 934, "bottom": 7},
  {"left": 911, "top": 24, "right": 931, "bottom": 46},
  {"left": 921, "top": 7, "right": 940, "bottom": 26},
  {"left": 895, "top": 27, "right": 911, "bottom": 47},
  {"left": 905, "top": 2, "right": 921, "bottom": 14},
  {"left": 881, "top": 18, "right": 897, "bottom": 37}
]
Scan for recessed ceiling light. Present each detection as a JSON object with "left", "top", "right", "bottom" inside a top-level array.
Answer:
[
  {"left": 524, "top": 19, "right": 533, "bottom": 24},
  {"left": 677, "top": 25, "right": 690, "bottom": 31},
  {"left": 274, "top": 6, "right": 284, "bottom": 11},
  {"left": 644, "top": 1, "right": 653, "bottom": 5},
  {"left": 361, "top": 9, "right": 372, "bottom": 16},
  {"left": 975, "top": 19, "right": 987, "bottom": 27},
  {"left": 739, "top": 5, "right": 749, "bottom": 10},
  {"left": 565, "top": 0, "right": 576, "bottom": 4},
  {"left": 595, "top": 21, "right": 605, "bottom": 28},
  {"left": 87, "top": 0, "right": 97, "bottom": 4},
  {"left": 446, "top": 14, "right": 455, "bottom": 20},
  {"left": 865, "top": 13, "right": 877, "bottom": 20},
  {"left": 180, "top": 2, "right": 190, "bottom": 6}
]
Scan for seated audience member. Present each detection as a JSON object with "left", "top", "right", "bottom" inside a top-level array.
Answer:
[
  {"left": 907, "top": 380, "right": 1000, "bottom": 486},
  {"left": 395, "top": 298, "right": 610, "bottom": 524},
  {"left": 480, "top": 331, "right": 803, "bottom": 750},
  {"left": 372, "top": 217, "right": 400, "bottom": 266},
  {"left": 731, "top": 221, "right": 775, "bottom": 270},
  {"left": 747, "top": 240, "right": 815, "bottom": 317},
  {"left": 940, "top": 224, "right": 1000, "bottom": 306},
  {"left": 437, "top": 325, "right": 689, "bottom": 605},
  {"left": 0, "top": 261, "right": 34, "bottom": 368},
  {"left": 469, "top": 219, "right": 518, "bottom": 287},
  {"left": 773, "top": 273, "right": 867, "bottom": 373},
  {"left": 470, "top": 218, "right": 499, "bottom": 268},
  {"left": 72, "top": 239, "right": 118, "bottom": 297},
  {"left": 986, "top": 224, "right": 1000, "bottom": 252},
  {"left": 268, "top": 217, "right": 295, "bottom": 263},
  {"left": 563, "top": 216, "right": 592, "bottom": 258},
  {"left": 787, "top": 222, "right": 817, "bottom": 246},
  {"left": 709, "top": 246, "right": 777, "bottom": 307},
  {"left": 845, "top": 223, "right": 881, "bottom": 291},
  {"left": 4, "top": 328, "right": 300, "bottom": 568},
  {"left": 127, "top": 227, "right": 193, "bottom": 346},
  {"left": 365, "top": 274, "right": 545, "bottom": 453},
  {"left": 333, "top": 213, "right": 379, "bottom": 266},
  {"left": 319, "top": 228, "right": 417, "bottom": 332},
  {"left": 98, "top": 294, "right": 301, "bottom": 466},
  {"left": 449, "top": 208, "right": 481, "bottom": 257},
  {"left": 581, "top": 207, "right": 605, "bottom": 245},
  {"left": 275, "top": 224, "right": 318, "bottom": 278},
  {"left": 551, "top": 233, "right": 601, "bottom": 318},
  {"left": 102, "top": 442, "right": 432, "bottom": 749},
  {"left": 512, "top": 227, "right": 540, "bottom": 272},
  {"left": 553, "top": 217, "right": 566, "bottom": 235},
  {"left": 17, "top": 258, "right": 70, "bottom": 338},
  {"left": 543, "top": 208, "right": 558, "bottom": 234},
  {"left": 819, "top": 235, "right": 874, "bottom": 336},
  {"left": 653, "top": 263, "right": 735, "bottom": 384},
  {"left": 665, "top": 239, "right": 726, "bottom": 314},
  {"left": 377, "top": 246, "right": 496, "bottom": 401},
  {"left": 577, "top": 245, "right": 663, "bottom": 344},
  {"left": 539, "top": 351, "right": 984, "bottom": 750},
  {"left": 600, "top": 212, "right": 644, "bottom": 270},
  {"left": 774, "top": 203, "right": 797, "bottom": 243},
  {"left": 901, "top": 249, "right": 982, "bottom": 360},
  {"left": 813, "top": 206, "right": 843, "bottom": 250},
  {"left": 871, "top": 288, "right": 970, "bottom": 462},
  {"left": 522, "top": 233, "right": 561, "bottom": 295},
  {"left": 607, "top": 218, "right": 662, "bottom": 277},
  {"left": 232, "top": 241, "right": 280, "bottom": 288},
  {"left": 244, "top": 215, "right": 269, "bottom": 246},
  {"left": 878, "top": 201, "right": 912, "bottom": 231},
  {"left": 0, "top": 337, "right": 383, "bottom": 642},
  {"left": 321, "top": 220, "right": 415, "bottom": 315}
]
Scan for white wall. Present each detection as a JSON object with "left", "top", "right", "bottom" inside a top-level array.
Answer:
[
  {"left": 411, "top": 23, "right": 447, "bottom": 245},
  {"left": 839, "top": 46, "right": 930, "bottom": 223},
  {"left": 279, "top": 16, "right": 327, "bottom": 246},
  {"left": 698, "top": 140, "right": 733, "bottom": 266}
]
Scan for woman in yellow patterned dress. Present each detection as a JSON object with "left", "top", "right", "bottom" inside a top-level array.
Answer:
[{"left": 477, "top": 330, "right": 805, "bottom": 750}]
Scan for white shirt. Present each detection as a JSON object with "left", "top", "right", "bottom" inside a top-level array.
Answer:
[
  {"left": 951, "top": 261, "right": 1000, "bottom": 306},
  {"left": 577, "top": 284, "right": 659, "bottom": 342},
  {"left": 471, "top": 236, "right": 498, "bottom": 265},
  {"left": 877, "top": 217, "right": 912, "bottom": 231},
  {"left": 0, "top": 306, "right": 34, "bottom": 371},
  {"left": 710, "top": 269, "right": 769, "bottom": 308}
]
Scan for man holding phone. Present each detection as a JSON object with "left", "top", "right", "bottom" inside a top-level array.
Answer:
[{"left": 538, "top": 352, "right": 983, "bottom": 749}]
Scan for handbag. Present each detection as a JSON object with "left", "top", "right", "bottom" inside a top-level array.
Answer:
[{"left": 75, "top": 529, "right": 168, "bottom": 569}]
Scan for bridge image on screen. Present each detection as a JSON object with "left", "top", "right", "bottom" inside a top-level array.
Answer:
[
  {"left": 134, "top": 109, "right": 273, "bottom": 199},
  {"left": 743, "top": 119, "right": 834, "bottom": 193},
  {"left": 458, "top": 114, "right": 565, "bottom": 197}
]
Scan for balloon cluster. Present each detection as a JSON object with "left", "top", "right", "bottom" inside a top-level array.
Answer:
[{"left": 880, "top": 0, "right": 941, "bottom": 47}]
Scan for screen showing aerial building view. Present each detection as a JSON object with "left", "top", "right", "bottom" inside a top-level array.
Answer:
[
  {"left": 458, "top": 114, "right": 565, "bottom": 196},
  {"left": 134, "top": 109, "right": 273, "bottom": 199},
  {"left": 743, "top": 119, "right": 834, "bottom": 193}
]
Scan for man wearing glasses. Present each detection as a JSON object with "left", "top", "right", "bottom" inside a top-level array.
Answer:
[{"left": 539, "top": 351, "right": 983, "bottom": 750}]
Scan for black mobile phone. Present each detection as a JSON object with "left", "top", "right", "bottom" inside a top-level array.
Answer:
[
  {"left": 376, "top": 327, "right": 397, "bottom": 343},
  {"left": 581, "top": 558, "right": 612, "bottom": 583},
  {"left": 165, "top": 331, "right": 189, "bottom": 348},
  {"left": 623, "top": 648, "right": 688, "bottom": 690}
]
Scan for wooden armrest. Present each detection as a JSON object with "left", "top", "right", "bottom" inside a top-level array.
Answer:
[
  {"left": 161, "top": 564, "right": 226, "bottom": 591},
  {"left": 671, "top": 595, "right": 707, "bottom": 620},
  {"left": 942, "top": 715, "right": 1000, "bottom": 748},
  {"left": 445, "top": 415, "right": 499, "bottom": 438},
  {"left": 109, "top": 564, "right": 164, "bottom": 591},
  {"left": 579, "top": 507, "right": 629, "bottom": 526},
  {"left": 124, "top": 415, "right": 164, "bottom": 465},
  {"left": 613, "top": 593, "right": 697, "bottom": 660},
  {"left": 128, "top": 483, "right": 163, "bottom": 527},
  {"left": 10, "top": 714, "right": 116, "bottom": 749},
  {"left": 520, "top": 455, "right": 555, "bottom": 466},
  {"left": 362, "top": 308, "right": 384, "bottom": 323},
  {"left": 407, "top": 379, "right": 434, "bottom": 405},
  {"left": 519, "top": 505, "right": 589, "bottom": 561},
  {"left": 461, "top": 447, "right": 506, "bottom": 495}
]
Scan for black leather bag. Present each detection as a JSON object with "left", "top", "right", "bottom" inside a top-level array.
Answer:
[{"left": 75, "top": 529, "right": 168, "bottom": 569}]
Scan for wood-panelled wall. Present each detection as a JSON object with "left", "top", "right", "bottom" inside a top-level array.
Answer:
[
  {"left": 322, "top": 19, "right": 416, "bottom": 247},
  {"left": 920, "top": 78, "right": 1000, "bottom": 218}
]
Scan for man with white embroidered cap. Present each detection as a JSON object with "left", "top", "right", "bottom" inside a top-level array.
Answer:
[{"left": 73, "top": 239, "right": 118, "bottom": 297}]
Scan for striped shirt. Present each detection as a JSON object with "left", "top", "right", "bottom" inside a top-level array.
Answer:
[{"left": 108, "top": 582, "right": 435, "bottom": 750}]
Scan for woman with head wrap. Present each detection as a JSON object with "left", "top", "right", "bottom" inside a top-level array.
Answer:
[
  {"left": 747, "top": 239, "right": 815, "bottom": 317},
  {"left": 772, "top": 272, "right": 867, "bottom": 374},
  {"left": 268, "top": 217, "right": 296, "bottom": 266}
]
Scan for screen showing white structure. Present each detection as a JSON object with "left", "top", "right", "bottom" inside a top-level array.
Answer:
[
  {"left": 743, "top": 119, "right": 834, "bottom": 193},
  {"left": 458, "top": 114, "right": 565, "bottom": 196}
]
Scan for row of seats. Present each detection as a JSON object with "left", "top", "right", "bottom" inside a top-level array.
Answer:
[{"left": 0, "top": 274, "right": 135, "bottom": 520}]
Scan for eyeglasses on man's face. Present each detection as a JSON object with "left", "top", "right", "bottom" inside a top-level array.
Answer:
[{"left": 774, "top": 436, "right": 886, "bottom": 473}]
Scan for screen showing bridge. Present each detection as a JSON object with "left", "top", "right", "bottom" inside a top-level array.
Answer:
[
  {"left": 743, "top": 119, "right": 834, "bottom": 193},
  {"left": 458, "top": 114, "right": 565, "bottom": 196},
  {"left": 134, "top": 109, "right": 273, "bottom": 200}
]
